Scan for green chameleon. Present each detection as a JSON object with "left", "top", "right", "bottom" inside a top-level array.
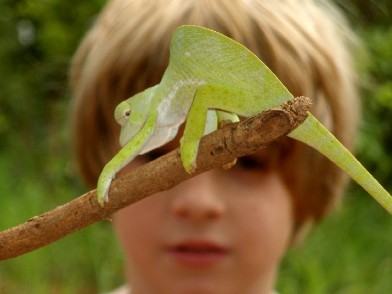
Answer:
[{"left": 97, "top": 25, "right": 392, "bottom": 214}]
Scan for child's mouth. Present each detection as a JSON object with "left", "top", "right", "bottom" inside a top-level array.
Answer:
[{"left": 167, "top": 240, "right": 229, "bottom": 267}]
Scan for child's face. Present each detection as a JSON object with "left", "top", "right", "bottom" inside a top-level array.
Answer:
[{"left": 113, "top": 150, "right": 293, "bottom": 294}]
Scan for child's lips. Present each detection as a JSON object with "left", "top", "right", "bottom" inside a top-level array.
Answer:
[{"left": 167, "top": 239, "right": 229, "bottom": 267}]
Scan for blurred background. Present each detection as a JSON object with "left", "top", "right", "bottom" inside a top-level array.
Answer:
[{"left": 0, "top": 0, "right": 391, "bottom": 293}]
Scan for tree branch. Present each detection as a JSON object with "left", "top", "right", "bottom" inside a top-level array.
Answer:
[{"left": 0, "top": 96, "right": 311, "bottom": 260}]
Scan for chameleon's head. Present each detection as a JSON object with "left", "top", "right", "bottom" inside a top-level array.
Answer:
[{"left": 114, "top": 86, "right": 157, "bottom": 147}]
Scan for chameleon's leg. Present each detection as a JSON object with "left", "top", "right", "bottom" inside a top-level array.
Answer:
[
  {"left": 97, "top": 115, "right": 156, "bottom": 207},
  {"left": 182, "top": 110, "right": 230, "bottom": 169},
  {"left": 289, "top": 113, "right": 392, "bottom": 214},
  {"left": 181, "top": 85, "right": 270, "bottom": 173}
]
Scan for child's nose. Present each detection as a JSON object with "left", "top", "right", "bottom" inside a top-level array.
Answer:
[{"left": 171, "top": 171, "right": 225, "bottom": 223}]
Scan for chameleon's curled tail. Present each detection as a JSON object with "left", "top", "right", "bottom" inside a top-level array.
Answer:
[{"left": 289, "top": 113, "right": 392, "bottom": 214}]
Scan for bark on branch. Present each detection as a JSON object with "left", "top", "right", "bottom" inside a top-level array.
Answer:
[{"left": 0, "top": 96, "right": 311, "bottom": 260}]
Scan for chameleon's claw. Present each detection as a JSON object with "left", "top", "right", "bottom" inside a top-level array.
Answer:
[
  {"left": 184, "top": 161, "right": 197, "bottom": 174},
  {"left": 222, "top": 158, "right": 237, "bottom": 170},
  {"left": 97, "top": 173, "right": 113, "bottom": 207},
  {"left": 97, "top": 189, "right": 108, "bottom": 208},
  {"left": 180, "top": 139, "right": 199, "bottom": 174}
]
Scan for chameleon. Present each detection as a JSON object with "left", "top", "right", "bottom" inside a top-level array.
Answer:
[{"left": 96, "top": 25, "right": 392, "bottom": 214}]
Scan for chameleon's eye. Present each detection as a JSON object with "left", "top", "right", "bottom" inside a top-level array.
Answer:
[{"left": 124, "top": 110, "right": 131, "bottom": 118}]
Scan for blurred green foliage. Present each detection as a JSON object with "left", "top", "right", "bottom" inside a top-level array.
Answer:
[
  {"left": 0, "top": 0, "right": 391, "bottom": 293},
  {"left": 357, "top": 26, "right": 392, "bottom": 186},
  {"left": 0, "top": 0, "right": 104, "bottom": 157},
  {"left": 337, "top": 0, "right": 392, "bottom": 189}
]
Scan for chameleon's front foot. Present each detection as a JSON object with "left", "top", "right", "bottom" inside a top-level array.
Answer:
[{"left": 97, "top": 171, "right": 114, "bottom": 207}]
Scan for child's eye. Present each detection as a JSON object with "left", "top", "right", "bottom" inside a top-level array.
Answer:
[
  {"left": 235, "top": 156, "right": 268, "bottom": 172},
  {"left": 222, "top": 154, "right": 276, "bottom": 185},
  {"left": 145, "top": 149, "right": 166, "bottom": 161}
]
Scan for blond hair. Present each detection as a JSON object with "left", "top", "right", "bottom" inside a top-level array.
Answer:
[{"left": 70, "top": 0, "right": 360, "bottom": 231}]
